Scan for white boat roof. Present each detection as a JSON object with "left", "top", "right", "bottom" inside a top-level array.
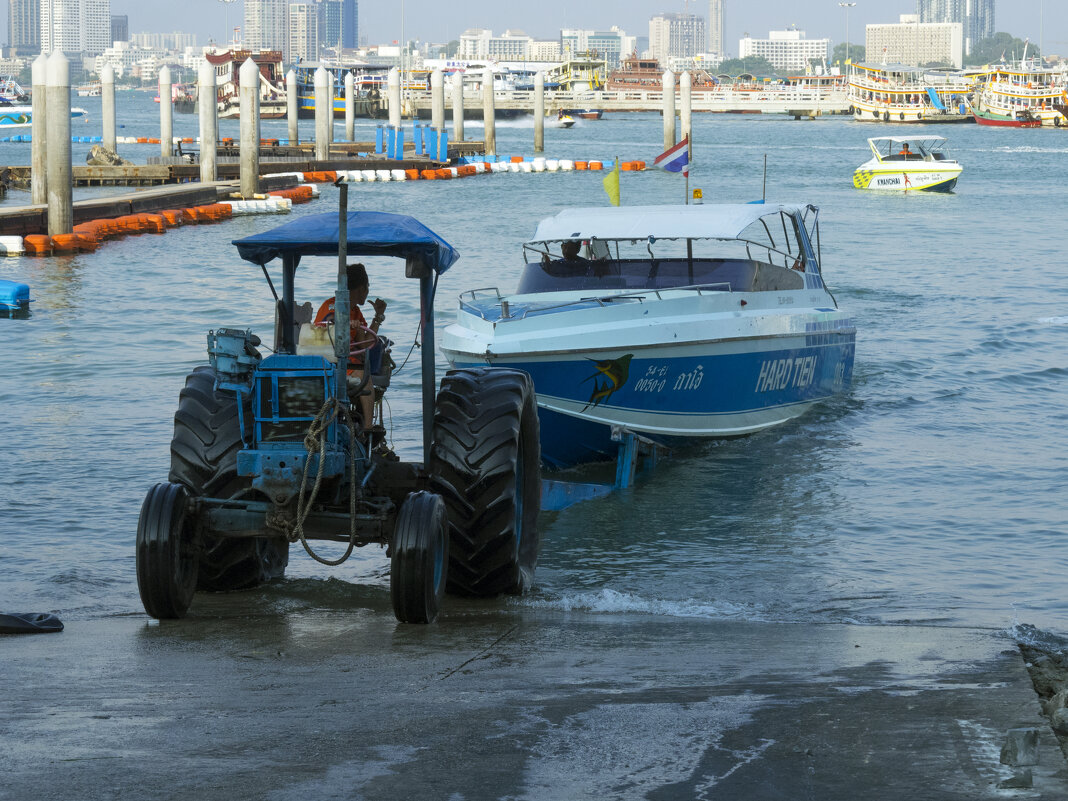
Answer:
[
  {"left": 528, "top": 203, "right": 811, "bottom": 243},
  {"left": 868, "top": 136, "right": 948, "bottom": 145}
]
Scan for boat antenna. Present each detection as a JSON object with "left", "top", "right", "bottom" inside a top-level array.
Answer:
[{"left": 762, "top": 154, "right": 767, "bottom": 202}]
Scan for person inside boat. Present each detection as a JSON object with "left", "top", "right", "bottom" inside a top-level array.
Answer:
[
  {"left": 540, "top": 239, "right": 590, "bottom": 275},
  {"left": 313, "top": 262, "right": 387, "bottom": 435}
]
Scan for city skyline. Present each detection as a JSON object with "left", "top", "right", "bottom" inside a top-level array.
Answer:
[{"left": 5, "top": 1, "right": 1063, "bottom": 55}]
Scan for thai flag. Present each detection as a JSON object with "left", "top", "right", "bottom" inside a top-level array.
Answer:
[{"left": 653, "top": 137, "right": 689, "bottom": 176}]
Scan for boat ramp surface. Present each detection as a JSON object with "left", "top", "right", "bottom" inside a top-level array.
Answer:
[{"left": 2, "top": 607, "right": 1065, "bottom": 799}]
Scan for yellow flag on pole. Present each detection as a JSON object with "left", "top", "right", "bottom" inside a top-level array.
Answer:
[{"left": 602, "top": 159, "right": 620, "bottom": 206}]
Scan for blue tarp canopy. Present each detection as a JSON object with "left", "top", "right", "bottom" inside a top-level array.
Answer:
[{"left": 232, "top": 211, "right": 460, "bottom": 274}]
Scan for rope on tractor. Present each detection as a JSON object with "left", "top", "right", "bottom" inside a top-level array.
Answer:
[{"left": 292, "top": 396, "right": 362, "bottom": 566}]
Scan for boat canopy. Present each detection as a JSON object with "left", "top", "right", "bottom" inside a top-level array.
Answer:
[
  {"left": 868, "top": 136, "right": 947, "bottom": 145},
  {"left": 527, "top": 203, "right": 814, "bottom": 244},
  {"left": 233, "top": 211, "right": 460, "bottom": 274}
]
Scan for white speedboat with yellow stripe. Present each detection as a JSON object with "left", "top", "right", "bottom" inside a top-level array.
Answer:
[{"left": 852, "top": 136, "right": 962, "bottom": 193}]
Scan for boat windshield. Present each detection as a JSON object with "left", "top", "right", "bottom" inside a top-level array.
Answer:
[
  {"left": 872, "top": 138, "right": 950, "bottom": 161},
  {"left": 518, "top": 220, "right": 811, "bottom": 295}
]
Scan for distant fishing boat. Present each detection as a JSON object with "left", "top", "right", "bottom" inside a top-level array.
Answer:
[
  {"left": 0, "top": 75, "right": 28, "bottom": 103},
  {"left": 971, "top": 104, "right": 1043, "bottom": 128},
  {"left": 0, "top": 105, "right": 88, "bottom": 128},
  {"left": 207, "top": 48, "right": 288, "bottom": 120},
  {"left": 77, "top": 83, "right": 101, "bottom": 97}
]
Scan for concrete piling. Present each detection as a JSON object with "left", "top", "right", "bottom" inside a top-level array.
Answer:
[
  {"left": 158, "top": 66, "right": 172, "bottom": 159},
  {"left": 388, "top": 67, "right": 401, "bottom": 130},
  {"left": 30, "top": 54, "right": 47, "bottom": 206},
  {"left": 663, "top": 69, "right": 676, "bottom": 151},
  {"left": 198, "top": 59, "right": 217, "bottom": 184},
  {"left": 286, "top": 69, "right": 298, "bottom": 145},
  {"left": 680, "top": 70, "right": 692, "bottom": 147},
  {"left": 239, "top": 57, "right": 260, "bottom": 198},
  {"left": 431, "top": 69, "right": 444, "bottom": 133},
  {"left": 45, "top": 50, "right": 71, "bottom": 235},
  {"left": 534, "top": 71, "right": 544, "bottom": 153},
  {"left": 452, "top": 72, "right": 464, "bottom": 142},
  {"left": 314, "top": 66, "right": 330, "bottom": 161},
  {"left": 101, "top": 64, "right": 115, "bottom": 154},
  {"left": 483, "top": 68, "right": 496, "bottom": 156},
  {"left": 344, "top": 72, "right": 354, "bottom": 142}
]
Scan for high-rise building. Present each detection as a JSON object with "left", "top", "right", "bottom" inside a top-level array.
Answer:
[
  {"left": 738, "top": 29, "right": 831, "bottom": 72},
  {"left": 916, "top": 0, "right": 994, "bottom": 55},
  {"left": 110, "top": 13, "right": 127, "bottom": 43},
  {"left": 708, "top": 0, "right": 725, "bottom": 55},
  {"left": 341, "top": 0, "right": 357, "bottom": 49},
  {"left": 41, "top": 0, "right": 111, "bottom": 55},
  {"left": 649, "top": 13, "right": 705, "bottom": 64},
  {"left": 244, "top": 0, "right": 287, "bottom": 52},
  {"left": 9, "top": 0, "right": 41, "bottom": 53},
  {"left": 316, "top": 0, "right": 341, "bottom": 52},
  {"left": 866, "top": 14, "right": 962, "bottom": 67},
  {"left": 288, "top": 2, "right": 318, "bottom": 62},
  {"left": 560, "top": 27, "right": 636, "bottom": 68}
]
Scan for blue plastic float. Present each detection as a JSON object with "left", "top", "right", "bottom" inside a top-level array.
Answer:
[{"left": 0, "top": 278, "right": 32, "bottom": 312}]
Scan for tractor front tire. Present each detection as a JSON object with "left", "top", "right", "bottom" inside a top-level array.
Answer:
[
  {"left": 390, "top": 491, "right": 448, "bottom": 623},
  {"left": 430, "top": 367, "right": 541, "bottom": 596},
  {"left": 136, "top": 482, "right": 197, "bottom": 619},
  {"left": 169, "top": 366, "right": 288, "bottom": 591}
]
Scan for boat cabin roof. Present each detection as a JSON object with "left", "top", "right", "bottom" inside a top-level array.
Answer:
[
  {"left": 527, "top": 203, "right": 813, "bottom": 245},
  {"left": 868, "top": 136, "right": 948, "bottom": 146}
]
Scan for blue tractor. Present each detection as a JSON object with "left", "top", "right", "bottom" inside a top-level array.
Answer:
[{"left": 135, "top": 184, "right": 541, "bottom": 623}]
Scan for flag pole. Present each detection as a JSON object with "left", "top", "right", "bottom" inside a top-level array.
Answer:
[{"left": 685, "top": 136, "right": 691, "bottom": 205}]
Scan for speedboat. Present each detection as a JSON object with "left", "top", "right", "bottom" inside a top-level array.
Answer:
[
  {"left": 556, "top": 112, "right": 576, "bottom": 128},
  {"left": 852, "top": 136, "right": 962, "bottom": 192},
  {"left": 0, "top": 105, "right": 87, "bottom": 128},
  {"left": 441, "top": 203, "right": 856, "bottom": 468}
]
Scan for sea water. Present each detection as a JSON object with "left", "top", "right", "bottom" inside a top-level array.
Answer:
[{"left": 0, "top": 92, "right": 1065, "bottom": 642}]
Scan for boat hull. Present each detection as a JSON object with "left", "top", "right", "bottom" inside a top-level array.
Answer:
[
  {"left": 447, "top": 331, "right": 855, "bottom": 469},
  {"left": 971, "top": 109, "right": 1042, "bottom": 127},
  {"left": 853, "top": 165, "right": 961, "bottom": 192}
]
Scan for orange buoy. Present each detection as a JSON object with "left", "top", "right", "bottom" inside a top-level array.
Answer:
[
  {"left": 23, "top": 234, "right": 52, "bottom": 255},
  {"left": 405, "top": 169, "right": 420, "bottom": 180},
  {"left": 575, "top": 161, "right": 588, "bottom": 170},
  {"left": 51, "top": 233, "right": 80, "bottom": 252},
  {"left": 589, "top": 161, "right": 603, "bottom": 170},
  {"left": 510, "top": 156, "right": 523, "bottom": 163},
  {"left": 421, "top": 169, "right": 438, "bottom": 180}
]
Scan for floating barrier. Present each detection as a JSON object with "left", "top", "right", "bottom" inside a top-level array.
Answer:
[
  {"left": 0, "top": 278, "right": 31, "bottom": 308},
  {"left": 222, "top": 197, "right": 293, "bottom": 216}
]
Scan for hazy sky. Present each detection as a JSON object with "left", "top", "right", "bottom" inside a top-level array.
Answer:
[{"left": 98, "top": 1, "right": 1068, "bottom": 56}]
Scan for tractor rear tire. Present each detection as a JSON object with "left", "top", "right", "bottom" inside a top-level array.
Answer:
[
  {"left": 390, "top": 491, "right": 448, "bottom": 623},
  {"left": 136, "top": 482, "right": 197, "bottom": 619},
  {"left": 169, "top": 366, "right": 288, "bottom": 591},
  {"left": 430, "top": 367, "right": 541, "bottom": 597}
]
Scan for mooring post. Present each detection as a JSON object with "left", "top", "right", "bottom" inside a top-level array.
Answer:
[
  {"left": 239, "top": 57, "right": 260, "bottom": 198},
  {"left": 314, "top": 66, "right": 330, "bottom": 161},
  {"left": 100, "top": 63, "right": 115, "bottom": 155},
  {"left": 451, "top": 71, "right": 464, "bottom": 142},
  {"left": 680, "top": 70, "right": 692, "bottom": 146},
  {"left": 483, "top": 68, "right": 496, "bottom": 156},
  {"left": 198, "top": 59, "right": 217, "bottom": 183},
  {"left": 30, "top": 54, "right": 47, "bottom": 206},
  {"left": 388, "top": 67, "right": 401, "bottom": 133},
  {"left": 45, "top": 50, "right": 71, "bottom": 235},
  {"left": 663, "top": 69, "right": 676, "bottom": 151},
  {"left": 344, "top": 72, "right": 354, "bottom": 142},
  {"left": 534, "top": 71, "right": 545, "bottom": 153},
  {"left": 159, "top": 66, "right": 173, "bottom": 159},
  {"left": 286, "top": 68, "right": 298, "bottom": 145},
  {"left": 431, "top": 68, "right": 444, "bottom": 133}
]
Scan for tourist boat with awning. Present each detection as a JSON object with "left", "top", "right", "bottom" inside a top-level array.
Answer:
[
  {"left": 441, "top": 203, "right": 856, "bottom": 468},
  {"left": 849, "top": 63, "right": 973, "bottom": 123},
  {"left": 208, "top": 49, "right": 288, "bottom": 120},
  {"left": 852, "top": 136, "right": 962, "bottom": 192},
  {"left": 972, "top": 60, "right": 1067, "bottom": 127}
]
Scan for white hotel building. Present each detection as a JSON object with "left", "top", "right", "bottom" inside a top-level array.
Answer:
[
  {"left": 738, "top": 29, "right": 831, "bottom": 73},
  {"left": 41, "top": 0, "right": 111, "bottom": 55},
  {"left": 865, "top": 15, "right": 963, "bottom": 68}
]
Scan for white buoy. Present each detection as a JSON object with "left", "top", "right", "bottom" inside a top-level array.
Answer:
[
  {"left": 314, "top": 67, "right": 331, "bottom": 161},
  {"left": 198, "top": 60, "right": 217, "bottom": 183},
  {"left": 31, "top": 54, "right": 47, "bottom": 206},
  {"left": 663, "top": 70, "right": 676, "bottom": 151},
  {"left": 45, "top": 50, "right": 71, "bottom": 235},
  {"left": 159, "top": 66, "right": 173, "bottom": 160},
  {"left": 239, "top": 58, "right": 260, "bottom": 198}
]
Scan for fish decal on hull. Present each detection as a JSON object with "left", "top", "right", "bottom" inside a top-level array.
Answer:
[{"left": 581, "top": 354, "right": 633, "bottom": 411}]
